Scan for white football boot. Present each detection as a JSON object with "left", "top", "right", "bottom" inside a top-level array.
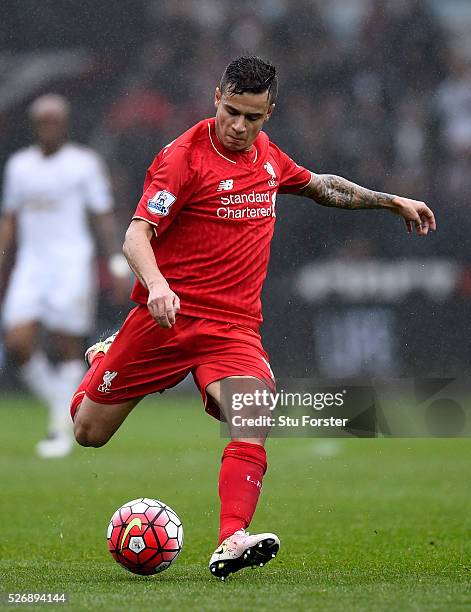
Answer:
[
  {"left": 209, "top": 529, "right": 280, "bottom": 580},
  {"left": 36, "top": 432, "right": 73, "bottom": 459},
  {"left": 84, "top": 331, "right": 118, "bottom": 367}
]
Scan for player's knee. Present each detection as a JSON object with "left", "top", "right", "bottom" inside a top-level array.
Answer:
[
  {"left": 4, "top": 333, "right": 33, "bottom": 365},
  {"left": 73, "top": 420, "right": 109, "bottom": 448}
]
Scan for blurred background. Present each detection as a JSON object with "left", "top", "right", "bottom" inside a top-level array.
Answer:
[{"left": 1, "top": 0, "right": 471, "bottom": 387}]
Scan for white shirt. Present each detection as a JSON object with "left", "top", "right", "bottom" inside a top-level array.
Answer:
[{"left": 2, "top": 143, "right": 113, "bottom": 262}]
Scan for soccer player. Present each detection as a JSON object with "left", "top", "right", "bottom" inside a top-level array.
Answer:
[
  {"left": 69, "top": 57, "right": 436, "bottom": 579},
  {"left": 0, "top": 94, "right": 130, "bottom": 458}
]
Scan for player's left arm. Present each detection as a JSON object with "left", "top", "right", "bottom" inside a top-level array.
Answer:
[{"left": 299, "top": 173, "right": 436, "bottom": 236}]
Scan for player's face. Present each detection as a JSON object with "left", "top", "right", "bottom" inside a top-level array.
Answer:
[
  {"left": 33, "top": 112, "right": 68, "bottom": 152},
  {"left": 214, "top": 87, "right": 274, "bottom": 152}
]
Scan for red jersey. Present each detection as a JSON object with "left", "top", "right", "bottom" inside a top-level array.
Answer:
[{"left": 131, "top": 117, "right": 311, "bottom": 329}]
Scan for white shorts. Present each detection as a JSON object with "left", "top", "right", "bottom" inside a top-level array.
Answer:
[{"left": 2, "top": 254, "right": 97, "bottom": 335}]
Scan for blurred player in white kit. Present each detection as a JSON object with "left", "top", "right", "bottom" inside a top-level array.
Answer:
[{"left": 0, "top": 93, "right": 130, "bottom": 458}]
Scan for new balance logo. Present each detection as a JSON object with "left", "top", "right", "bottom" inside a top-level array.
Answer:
[{"left": 217, "top": 179, "right": 234, "bottom": 191}]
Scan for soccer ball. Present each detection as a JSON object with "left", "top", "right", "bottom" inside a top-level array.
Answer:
[{"left": 107, "top": 497, "right": 183, "bottom": 575}]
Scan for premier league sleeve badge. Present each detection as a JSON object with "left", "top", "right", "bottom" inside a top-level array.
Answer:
[{"left": 147, "top": 190, "right": 177, "bottom": 216}]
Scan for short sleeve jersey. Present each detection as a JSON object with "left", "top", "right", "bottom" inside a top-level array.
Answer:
[
  {"left": 132, "top": 117, "right": 311, "bottom": 329},
  {"left": 2, "top": 143, "right": 113, "bottom": 261}
]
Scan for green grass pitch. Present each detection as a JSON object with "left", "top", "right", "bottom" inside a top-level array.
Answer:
[{"left": 0, "top": 394, "right": 470, "bottom": 611}]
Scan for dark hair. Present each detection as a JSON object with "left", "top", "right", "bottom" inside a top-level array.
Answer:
[{"left": 220, "top": 56, "right": 278, "bottom": 104}]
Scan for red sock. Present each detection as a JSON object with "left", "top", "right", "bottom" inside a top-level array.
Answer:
[
  {"left": 69, "top": 354, "right": 104, "bottom": 421},
  {"left": 218, "top": 441, "right": 267, "bottom": 544}
]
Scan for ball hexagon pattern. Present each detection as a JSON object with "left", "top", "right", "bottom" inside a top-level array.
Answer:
[{"left": 107, "top": 498, "right": 183, "bottom": 575}]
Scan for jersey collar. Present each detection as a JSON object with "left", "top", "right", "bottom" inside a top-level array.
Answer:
[{"left": 207, "top": 118, "right": 259, "bottom": 165}]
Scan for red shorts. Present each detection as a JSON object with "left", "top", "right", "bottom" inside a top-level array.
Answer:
[{"left": 85, "top": 306, "right": 274, "bottom": 420}]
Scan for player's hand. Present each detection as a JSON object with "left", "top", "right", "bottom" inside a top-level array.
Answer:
[
  {"left": 391, "top": 196, "right": 437, "bottom": 236},
  {"left": 147, "top": 280, "right": 180, "bottom": 328}
]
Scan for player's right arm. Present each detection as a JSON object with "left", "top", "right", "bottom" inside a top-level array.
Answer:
[
  {"left": 123, "top": 219, "right": 180, "bottom": 329},
  {"left": 128, "top": 141, "right": 194, "bottom": 328},
  {"left": 0, "top": 212, "right": 16, "bottom": 298},
  {"left": 0, "top": 156, "right": 20, "bottom": 297},
  {"left": 0, "top": 212, "right": 15, "bottom": 258}
]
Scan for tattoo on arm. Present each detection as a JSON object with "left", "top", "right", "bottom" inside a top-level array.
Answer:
[{"left": 302, "top": 174, "right": 395, "bottom": 210}]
